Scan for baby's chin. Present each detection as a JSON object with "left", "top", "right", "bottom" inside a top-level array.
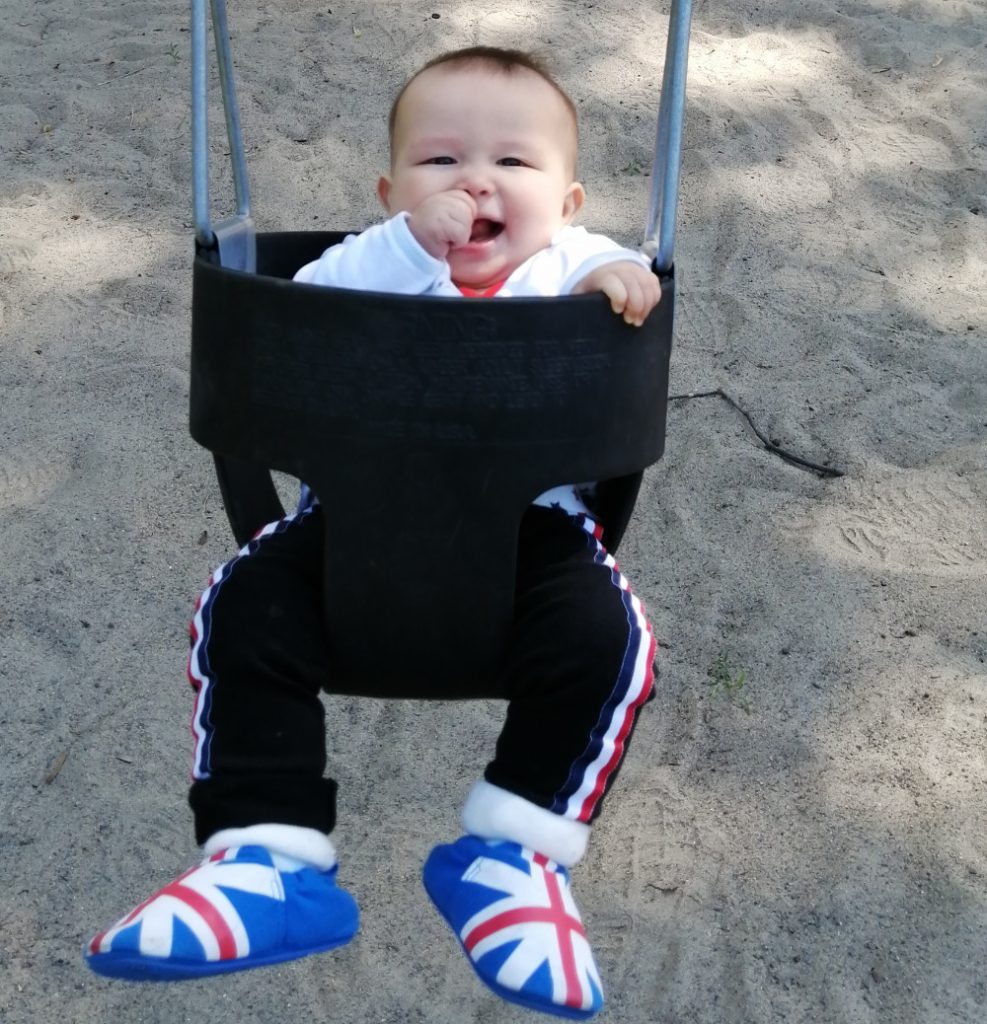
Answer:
[
  {"left": 448, "top": 257, "right": 511, "bottom": 290},
  {"left": 449, "top": 246, "right": 542, "bottom": 290},
  {"left": 451, "top": 269, "right": 519, "bottom": 290}
]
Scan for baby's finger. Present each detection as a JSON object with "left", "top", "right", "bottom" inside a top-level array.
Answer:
[
  {"left": 621, "top": 277, "right": 648, "bottom": 326},
  {"left": 602, "top": 275, "right": 629, "bottom": 316},
  {"left": 647, "top": 274, "right": 662, "bottom": 309},
  {"left": 449, "top": 191, "right": 479, "bottom": 226},
  {"left": 626, "top": 274, "right": 662, "bottom": 326},
  {"left": 447, "top": 216, "right": 473, "bottom": 248},
  {"left": 622, "top": 280, "right": 642, "bottom": 323}
]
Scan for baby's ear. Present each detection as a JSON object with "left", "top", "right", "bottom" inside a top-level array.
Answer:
[
  {"left": 377, "top": 175, "right": 392, "bottom": 210},
  {"left": 562, "top": 182, "right": 585, "bottom": 223}
]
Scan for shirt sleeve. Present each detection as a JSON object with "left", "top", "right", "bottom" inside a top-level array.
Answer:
[
  {"left": 292, "top": 212, "right": 455, "bottom": 294},
  {"left": 505, "top": 226, "right": 652, "bottom": 297}
]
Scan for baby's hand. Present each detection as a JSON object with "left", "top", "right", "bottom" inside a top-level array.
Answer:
[
  {"left": 406, "top": 190, "right": 478, "bottom": 260},
  {"left": 571, "top": 261, "right": 662, "bottom": 327}
]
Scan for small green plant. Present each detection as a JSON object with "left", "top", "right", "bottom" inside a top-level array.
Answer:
[
  {"left": 166, "top": 43, "right": 182, "bottom": 64},
  {"left": 706, "top": 652, "right": 750, "bottom": 712}
]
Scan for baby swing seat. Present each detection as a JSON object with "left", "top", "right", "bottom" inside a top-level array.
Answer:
[
  {"left": 191, "top": 234, "right": 673, "bottom": 698},
  {"left": 189, "top": 0, "right": 692, "bottom": 699}
]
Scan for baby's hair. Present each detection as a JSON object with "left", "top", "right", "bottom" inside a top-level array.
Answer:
[{"left": 387, "top": 46, "right": 579, "bottom": 149}]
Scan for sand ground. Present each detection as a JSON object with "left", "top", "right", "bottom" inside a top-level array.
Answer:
[{"left": 2, "top": 1, "right": 986, "bottom": 1022}]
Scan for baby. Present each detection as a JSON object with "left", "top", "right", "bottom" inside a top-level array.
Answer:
[
  {"left": 86, "top": 47, "right": 661, "bottom": 1022},
  {"left": 295, "top": 47, "right": 660, "bottom": 324}
]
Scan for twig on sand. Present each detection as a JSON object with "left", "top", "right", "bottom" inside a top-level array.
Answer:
[
  {"left": 669, "top": 388, "right": 845, "bottom": 478},
  {"left": 43, "top": 750, "right": 68, "bottom": 785},
  {"left": 97, "top": 66, "right": 153, "bottom": 88}
]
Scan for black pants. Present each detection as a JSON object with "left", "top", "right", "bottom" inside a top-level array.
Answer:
[{"left": 187, "top": 504, "right": 654, "bottom": 844}]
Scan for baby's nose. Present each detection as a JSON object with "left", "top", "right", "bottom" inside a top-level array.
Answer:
[{"left": 458, "top": 168, "right": 494, "bottom": 197}]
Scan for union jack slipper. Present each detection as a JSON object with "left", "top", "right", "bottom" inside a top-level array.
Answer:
[
  {"left": 85, "top": 845, "right": 359, "bottom": 980},
  {"left": 423, "top": 836, "right": 604, "bottom": 1019}
]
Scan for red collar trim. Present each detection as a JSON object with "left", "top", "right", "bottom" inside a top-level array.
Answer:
[{"left": 456, "top": 280, "right": 507, "bottom": 298}]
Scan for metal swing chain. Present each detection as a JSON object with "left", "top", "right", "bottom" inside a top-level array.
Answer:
[
  {"left": 646, "top": 0, "right": 693, "bottom": 273},
  {"left": 192, "top": 0, "right": 255, "bottom": 270}
]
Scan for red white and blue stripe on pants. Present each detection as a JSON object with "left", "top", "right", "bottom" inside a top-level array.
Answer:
[{"left": 548, "top": 515, "right": 655, "bottom": 824}]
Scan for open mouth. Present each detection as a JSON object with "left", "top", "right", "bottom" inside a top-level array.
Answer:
[{"left": 469, "top": 218, "right": 504, "bottom": 243}]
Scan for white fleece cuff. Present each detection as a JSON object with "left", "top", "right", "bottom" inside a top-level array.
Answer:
[
  {"left": 203, "top": 824, "right": 337, "bottom": 871},
  {"left": 461, "top": 780, "right": 590, "bottom": 868}
]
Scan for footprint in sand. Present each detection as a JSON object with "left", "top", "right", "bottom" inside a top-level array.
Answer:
[
  {"left": 0, "top": 242, "right": 36, "bottom": 275},
  {"left": 0, "top": 453, "right": 70, "bottom": 510},
  {"left": 590, "top": 769, "right": 727, "bottom": 928},
  {"left": 809, "top": 469, "right": 987, "bottom": 575}
]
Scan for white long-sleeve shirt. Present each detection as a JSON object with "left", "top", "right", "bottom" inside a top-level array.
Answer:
[
  {"left": 293, "top": 213, "right": 650, "bottom": 516},
  {"left": 294, "top": 212, "right": 649, "bottom": 299}
]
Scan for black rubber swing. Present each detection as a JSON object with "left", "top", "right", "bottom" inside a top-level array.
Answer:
[{"left": 188, "top": 0, "right": 693, "bottom": 700}]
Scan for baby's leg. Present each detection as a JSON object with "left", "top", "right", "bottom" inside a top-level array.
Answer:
[
  {"left": 423, "top": 505, "right": 655, "bottom": 1020},
  {"left": 86, "top": 504, "right": 358, "bottom": 980},
  {"left": 479, "top": 504, "right": 655, "bottom": 836},
  {"left": 188, "top": 503, "right": 336, "bottom": 844}
]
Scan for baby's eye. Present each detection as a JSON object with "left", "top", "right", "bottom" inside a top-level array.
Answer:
[
  {"left": 498, "top": 157, "right": 525, "bottom": 167},
  {"left": 423, "top": 156, "right": 456, "bottom": 166}
]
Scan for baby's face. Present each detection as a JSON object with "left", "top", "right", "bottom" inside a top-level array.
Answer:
[{"left": 379, "top": 64, "right": 585, "bottom": 288}]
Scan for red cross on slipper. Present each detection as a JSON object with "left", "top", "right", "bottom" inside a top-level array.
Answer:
[
  {"left": 85, "top": 846, "right": 358, "bottom": 980},
  {"left": 423, "top": 835, "right": 604, "bottom": 1019}
]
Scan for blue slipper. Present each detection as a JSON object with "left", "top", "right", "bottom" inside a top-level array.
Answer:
[
  {"left": 423, "top": 836, "right": 603, "bottom": 1019},
  {"left": 85, "top": 845, "right": 358, "bottom": 980}
]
